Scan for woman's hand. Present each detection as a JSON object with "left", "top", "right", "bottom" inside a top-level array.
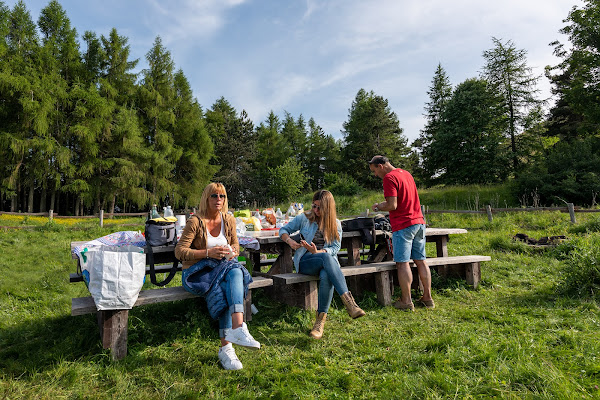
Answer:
[
  {"left": 286, "top": 238, "right": 302, "bottom": 250},
  {"left": 207, "top": 245, "right": 229, "bottom": 259},
  {"left": 301, "top": 240, "right": 318, "bottom": 254}
]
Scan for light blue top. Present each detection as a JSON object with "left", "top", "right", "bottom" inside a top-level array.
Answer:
[{"left": 279, "top": 213, "right": 343, "bottom": 271}]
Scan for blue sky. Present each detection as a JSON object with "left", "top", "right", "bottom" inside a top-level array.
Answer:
[{"left": 8, "top": 0, "right": 579, "bottom": 144}]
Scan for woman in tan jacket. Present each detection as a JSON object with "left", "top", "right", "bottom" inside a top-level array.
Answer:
[{"left": 175, "top": 182, "right": 259, "bottom": 370}]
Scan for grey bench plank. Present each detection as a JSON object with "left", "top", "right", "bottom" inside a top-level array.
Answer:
[
  {"left": 72, "top": 276, "right": 273, "bottom": 316},
  {"left": 272, "top": 255, "right": 491, "bottom": 285}
]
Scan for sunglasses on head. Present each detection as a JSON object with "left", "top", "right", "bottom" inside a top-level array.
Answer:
[{"left": 210, "top": 193, "right": 226, "bottom": 199}]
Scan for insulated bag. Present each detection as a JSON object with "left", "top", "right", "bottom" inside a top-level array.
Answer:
[{"left": 145, "top": 220, "right": 179, "bottom": 286}]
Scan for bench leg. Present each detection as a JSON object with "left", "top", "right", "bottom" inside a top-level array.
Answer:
[
  {"left": 98, "top": 310, "right": 128, "bottom": 361},
  {"left": 374, "top": 271, "right": 393, "bottom": 306},
  {"left": 244, "top": 290, "right": 252, "bottom": 322},
  {"left": 267, "top": 281, "right": 318, "bottom": 310},
  {"left": 465, "top": 262, "right": 481, "bottom": 289}
]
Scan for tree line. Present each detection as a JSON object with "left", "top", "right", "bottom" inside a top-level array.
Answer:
[
  {"left": 0, "top": 0, "right": 409, "bottom": 215},
  {"left": 1, "top": 0, "right": 599, "bottom": 215},
  {"left": 413, "top": 0, "right": 600, "bottom": 206}
]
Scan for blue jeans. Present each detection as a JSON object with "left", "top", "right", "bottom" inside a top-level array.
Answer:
[
  {"left": 299, "top": 252, "right": 349, "bottom": 313},
  {"left": 218, "top": 268, "right": 245, "bottom": 337}
]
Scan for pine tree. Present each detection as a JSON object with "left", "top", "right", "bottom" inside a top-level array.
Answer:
[
  {"left": 424, "top": 78, "right": 508, "bottom": 185},
  {"left": 482, "top": 37, "right": 543, "bottom": 173},
  {"left": 206, "top": 97, "right": 255, "bottom": 206},
  {"left": 138, "top": 36, "right": 182, "bottom": 205},
  {"left": 0, "top": 1, "right": 51, "bottom": 212},
  {"left": 342, "top": 89, "right": 410, "bottom": 188},
  {"left": 414, "top": 63, "right": 452, "bottom": 183},
  {"left": 172, "top": 69, "right": 214, "bottom": 208},
  {"left": 37, "top": 0, "right": 81, "bottom": 213}
]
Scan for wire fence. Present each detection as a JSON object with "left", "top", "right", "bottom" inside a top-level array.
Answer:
[{"left": 1, "top": 204, "right": 599, "bottom": 230}]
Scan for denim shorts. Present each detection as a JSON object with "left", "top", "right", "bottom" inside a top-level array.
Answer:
[{"left": 392, "top": 224, "right": 426, "bottom": 262}]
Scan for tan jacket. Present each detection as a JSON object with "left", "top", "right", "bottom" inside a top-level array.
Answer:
[{"left": 175, "top": 213, "right": 240, "bottom": 269}]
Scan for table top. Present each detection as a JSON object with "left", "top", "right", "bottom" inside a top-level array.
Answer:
[
  {"left": 71, "top": 227, "right": 468, "bottom": 256},
  {"left": 245, "top": 227, "right": 468, "bottom": 245}
]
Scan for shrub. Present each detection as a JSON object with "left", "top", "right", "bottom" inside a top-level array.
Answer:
[
  {"left": 557, "top": 233, "right": 600, "bottom": 300},
  {"left": 324, "top": 172, "right": 362, "bottom": 196},
  {"left": 268, "top": 159, "right": 308, "bottom": 203}
]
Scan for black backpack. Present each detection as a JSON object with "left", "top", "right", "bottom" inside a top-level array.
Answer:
[{"left": 341, "top": 217, "right": 376, "bottom": 245}]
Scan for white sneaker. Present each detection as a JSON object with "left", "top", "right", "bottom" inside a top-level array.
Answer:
[
  {"left": 218, "top": 343, "right": 243, "bottom": 370},
  {"left": 224, "top": 322, "right": 261, "bottom": 349}
]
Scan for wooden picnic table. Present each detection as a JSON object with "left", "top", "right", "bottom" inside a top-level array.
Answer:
[{"left": 244, "top": 227, "right": 468, "bottom": 275}]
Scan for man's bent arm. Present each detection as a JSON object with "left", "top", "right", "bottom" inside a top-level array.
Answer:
[{"left": 373, "top": 196, "right": 397, "bottom": 212}]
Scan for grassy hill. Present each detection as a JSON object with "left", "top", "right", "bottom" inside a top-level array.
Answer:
[{"left": 1, "top": 187, "right": 599, "bottom": 398}]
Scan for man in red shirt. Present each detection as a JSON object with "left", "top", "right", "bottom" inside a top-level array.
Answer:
[{"left": 368, "top": 155, "right": 434, "bottom": 311}]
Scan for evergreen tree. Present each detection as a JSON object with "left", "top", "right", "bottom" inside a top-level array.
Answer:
[
  {"left": 138, "top": 36, "right": 182, "bottom": 205},
  {"left": 0, "top": 1, "right": 51, "bottom": 212},
  {"left": 342, "top": 89, "right": 410, "bottom": 188},
  {"left": 413, "top": 63, "right": 453, "bottom": 183},
  {"left": 206, "top": 97, "right": 254, "bottom": 207},
  {"left": 424, "top": 78, "right": 508, "bottom": 185},
  {"left": 547, "top": 0, "right": 600, "bottom": 138},
  {"left": 37, "top": 0, "right": 81, "bottom": 213},
  {"left": 305, "top": 117, "right": 340, "bottom": 190},
  {"left": 172, "top": 69, "right": 214, "bottom": 208},
  {"left": 482, "top": 37, "right": 543, "bottom": 172}
]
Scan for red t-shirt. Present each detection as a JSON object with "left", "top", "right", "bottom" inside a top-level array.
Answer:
[{"left": 383, "top": 168, "right": 425, "bottom": 232}]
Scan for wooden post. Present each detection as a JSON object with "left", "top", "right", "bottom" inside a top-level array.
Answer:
[
  {"left": 567, "top": 203, "right": 576, "bottom": 224},
  {"left": 100, "top": 210, "right": 104, "bottom": 228},
  {"left": 486, "top": 205, "right": 493, "bottom": 222},
  {"left": 421, "top": 205, "right": 426, "bottom": 223},
  {"left": 49, "top": 209, "right": 53, "bottom": 223}
]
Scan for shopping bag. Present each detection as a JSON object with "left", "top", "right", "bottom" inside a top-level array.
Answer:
[{"left": 80, "top": 245, "right": 146, "bottom": 310}]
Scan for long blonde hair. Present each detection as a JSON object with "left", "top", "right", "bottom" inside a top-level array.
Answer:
[
  {"left": 306, "top": 190, "right": 339, "bottom": 243},
  {"left": 197, "top": 183, "right": 229, "bottom": 218}
]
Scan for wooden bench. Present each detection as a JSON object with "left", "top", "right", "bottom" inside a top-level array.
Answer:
[
  {"left": 71, "top": 276, "right": 272, "bottom": 360},
  {"left": 69, "top": 241, "right": 273, "bottom": 360},
  {"left": 270, "top": 255, "right": 491, "bottom": 310}
]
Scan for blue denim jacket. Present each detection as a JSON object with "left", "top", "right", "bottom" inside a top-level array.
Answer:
[{"left": 279, "top": 213, "right": 343, "bottom": 271}]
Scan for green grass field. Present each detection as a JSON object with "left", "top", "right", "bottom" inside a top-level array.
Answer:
[{"left": 1, "top": 191, "right": 599, "bottom": 399}]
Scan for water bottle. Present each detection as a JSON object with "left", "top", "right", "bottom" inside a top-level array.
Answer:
[
  {"left": 165, "top": 206, "right": 174, "bottom": 217},
  {"left": 275, "top": 208, "right": 283, "bottom": 219},
  {"left": 150, "top": 204, "right": 160, "bottom": 219}
]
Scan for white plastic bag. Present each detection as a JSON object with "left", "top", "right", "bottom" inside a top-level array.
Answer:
[{"left": 80, "top": 245, "right": 146, "bottom": 310}]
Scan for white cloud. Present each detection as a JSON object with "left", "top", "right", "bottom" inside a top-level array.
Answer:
[{"left": 146, "top": 0, "right": 247, "bottom": 44}]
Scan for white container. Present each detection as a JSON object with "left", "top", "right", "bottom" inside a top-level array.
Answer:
[{"left": 175, "top": 214, "right": 186, "bottom": 239}]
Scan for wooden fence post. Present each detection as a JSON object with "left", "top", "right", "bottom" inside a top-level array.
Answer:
[
  {"left": 486, "top": 205, "right": 493, "bottom": 222},
  {"left": 100, "top": 210, "right": 104, "bottom": 228},
  {"left": 49, "top": 209, "right": 53, "bottom": 223},
  {"left": 567, "top": 203, "right": 576, "bottom": 224},
  {"left": 421, "top": 205, "right": 426, "bottom": 224}
]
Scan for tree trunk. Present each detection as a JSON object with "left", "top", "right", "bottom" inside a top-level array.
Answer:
[
  {"left": 39, "top": 182, "right": 47, "bottom": 212},
  {"left": 75, "top": 196, "right": 80, "bottom": 216},
  {"left": 109, "top": 195, "right": 116, "bottom": 219},
  {"left": 49, "top": 188, "right": 56, "bottom": 214},
  {"left": 11, "top": 193, "right": 16, "bottom": 212},
  {"left": 28, "top": 180, "right": 34, "bottom": 213},
  {"left": 95, "top": 185, "right": 101, "bottom": 214}
]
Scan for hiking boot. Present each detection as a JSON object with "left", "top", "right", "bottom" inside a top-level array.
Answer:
[
  {"left": 224, "top": 322, "right": 261, "bottom": 349},
  {"left": 393, "top": 299, "right": 415, "bottom": 312},
  {"left": 309, "top": 312, "right": 327, "bottom": 339},
  {"left": 341, "top": 291, "right": 366, "bottom": 319},
  {"left": 218, "top": 343, "right": 243, "bottom": 370}
]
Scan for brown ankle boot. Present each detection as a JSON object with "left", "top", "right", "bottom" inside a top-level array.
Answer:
[
  {"left": 309, "top": 312, "right": 327, "bottom": 339},
  {"left": 341, "top": 291, "right": 366, "bottom": 319}
]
